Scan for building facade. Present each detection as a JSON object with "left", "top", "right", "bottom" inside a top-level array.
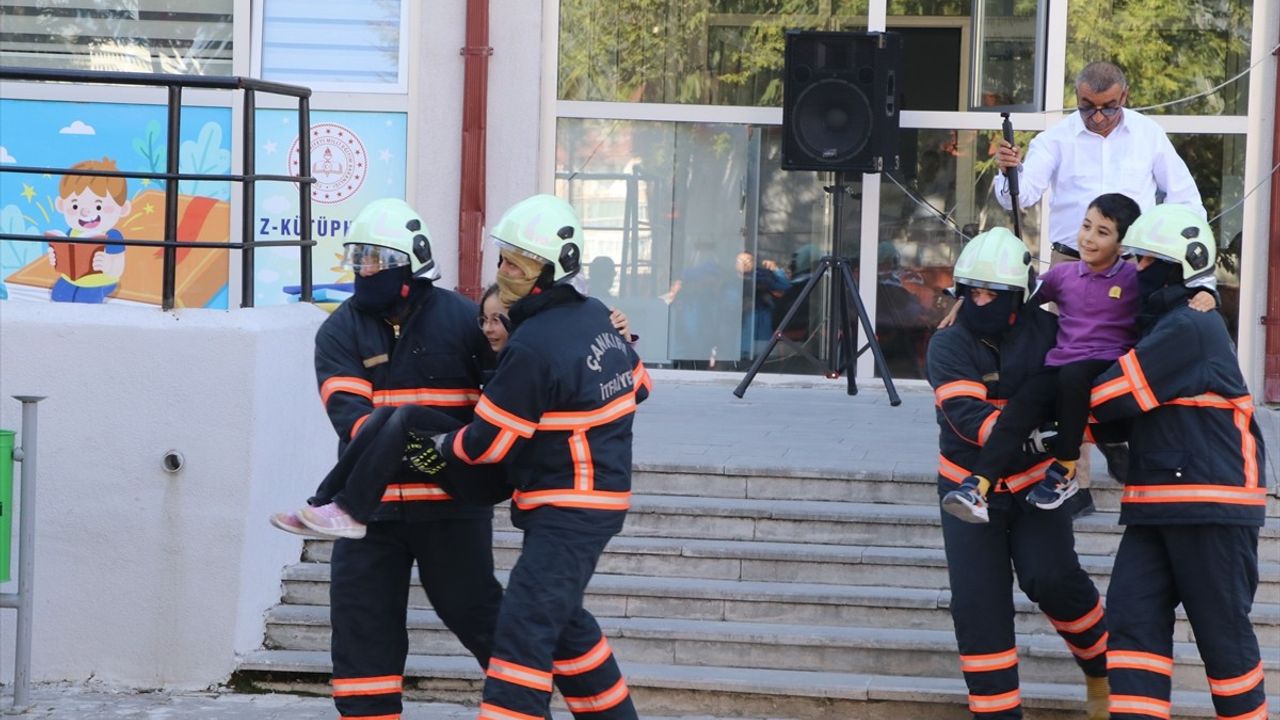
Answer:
[{"left": 1, "top": 0, "right": 1277, "bottom": 397}]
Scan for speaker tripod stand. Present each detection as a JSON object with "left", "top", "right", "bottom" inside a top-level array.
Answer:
[{"left": 733, "top": 176, "right": 901, "bottom": 405}]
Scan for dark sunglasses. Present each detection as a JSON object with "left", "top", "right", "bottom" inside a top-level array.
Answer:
[{"left": 1078, "top": 104, "right": 1122, "bottom": 118}]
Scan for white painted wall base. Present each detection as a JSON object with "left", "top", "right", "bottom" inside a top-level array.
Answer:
[{"left": 0, "top": 301, "right": 333, "bottom": 689}]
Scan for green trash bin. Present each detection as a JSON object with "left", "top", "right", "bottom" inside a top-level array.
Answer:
[{"left": 0, "top": 429, "right": 13, "bottom": 583}]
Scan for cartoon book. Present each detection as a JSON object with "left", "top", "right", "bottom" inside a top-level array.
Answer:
[{"left": 49, "top": 240, "right": 105, "bottom": 282}]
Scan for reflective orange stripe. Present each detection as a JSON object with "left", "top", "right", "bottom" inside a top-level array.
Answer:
[
  {"left": 475, "top": 396, "right": 537, "bottom": 437},
  {"left": 1122, "top": 484, "right": 1267, "bottom": 506},
  {"left": 380, "top": 483, "right": 450, "bottom": 503},
  {"left": 1208, "top": 660, "right": 1264, "bottom": 697},
  {"left": 1108, "top": 650, "right": 1174, "bottom": 677},
  {"left": 451, "top": 426, "right": 516, "bottom": 465},
  {"left": 563, "top": 677, "right": 629, "bottom": 714},
  {"left": 321, "top": 376, "right": 373, "bottom": 404},
  {"left": 350, "top": 413, "right": 371, "bottom": 439},
  {"left": 477, "top": 702, "right": 544, "bottom": 720},
  {"left": 569, "top": 430, "right": 594, "bottom": 491},
  {"left": 538, "top": 392, "right": 637, "bottom": 431},
  {"left": 331, "top": 674, "right": 402, "bottom": 697},
  {"left": 1217, "top": 701, "right": 1269, "bottom": 720},
  {"left": 633, "top": 361, "right": 652, "bottom": 392},
  {"left": 1167, "top": 393, "right": 1258, "bottom": 488},
  {"left": 1003, "top": 458, "right": 1054, "bottom": 493},
  {"left": 935, "top": 380, "right": 987, "bottom": 405},
  {"left": 512, "top": 489, "right": 630, "bottom": 511},
  {"left": 1091, "top": 375, "right": 1132, "bottom": 407},
  {"left": 554, "top": 636, "right": 612, "bottom": 676},
  {"left": 1066, "top": 631, "right": 1108, "bottom": 660},
  {"left": 969, "top": 689, "right": 1020, "bottom": 713},
  {"left": 978, "top": 411, "right": 1000, "bottom": 445},
  {"left": 372, "top": 387, "right": 480, "bottom": 408},
  {"left": 1119, "top": 351, "right": 1159, "bottom": 411},
  {"left": 1048, "top": 599, "right": 1103, "bottom": 634},
  {"left": 936, "top": 455, "right": 1051, "bottom": 493},
  {"left": 959, "top": 648, "right": 1018, "bottom": 673},
  {"left": 486, "top": 658, "right": 553, "bottom": 692},
  {"left": 452, "top": 427, "right": 476, "bottom": 464},
  {"left": 1109, "top": 694, "right": 1171, "bottom": 719},
  {"left": 938, "top": 455, "right": 970, "bottom": 484}
]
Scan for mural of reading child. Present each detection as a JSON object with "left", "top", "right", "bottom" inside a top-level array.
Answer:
[{"left": 44, "top": 157, "right": 131, "bottom": 303}]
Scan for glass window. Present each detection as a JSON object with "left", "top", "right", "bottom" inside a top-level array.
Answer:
[
  {"left": 0, "top": 0, "right": 234, "bottom": 74},
  {"left": 1065, "top": 1, "right": 1251, "bottom": 115},
  {"left": 259, "top": 0, "right": 405, "bottom": 91},
  {"left": 557, "top": 118, "right": 853, "bottom": 373},
  {"left": 970, "top": 0, "right": 1045, "bottom": 111},
  {"left": 558, "top": 1, "right": 867, "bottom": 106},
  {"left": 876, "top": 128, "right": 1041, "bottom": 379},
  {"left": 1169, "top": 133, "right": 1246, "bottom": 340}
]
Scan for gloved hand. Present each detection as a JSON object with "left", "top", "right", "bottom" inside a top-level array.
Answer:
[
  {"left": 403, "top": 431, "right": 447, "bottom": 476},
  {"left": 1023, "top": 423, "right": 1058, "bottom": 455}
]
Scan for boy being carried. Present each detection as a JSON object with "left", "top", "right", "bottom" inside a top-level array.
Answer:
[{"left": 943, "top": 193, "right": 1216, "bottom": 522}]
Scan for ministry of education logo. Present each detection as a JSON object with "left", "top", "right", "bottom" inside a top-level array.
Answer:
[{"left": 289, "top": 122, "right": 367, "bottom": 204}]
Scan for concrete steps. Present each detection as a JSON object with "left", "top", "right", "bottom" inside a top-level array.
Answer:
[
  {"left": 239, "top": 465, "right": 1280, "bottom": 718},
  {"left": 238, "top": 649, "right": 1225, "bottom": 720},
  {"left": 279, "top": 561, "right": 1280, "bottom": 651},
  {"left": 262, "top": 600, "right": 1280, "bottom": 693}
]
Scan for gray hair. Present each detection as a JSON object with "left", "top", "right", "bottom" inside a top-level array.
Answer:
[{"left": 1075, "top": 62, "right": 1127, "bottom": 94}]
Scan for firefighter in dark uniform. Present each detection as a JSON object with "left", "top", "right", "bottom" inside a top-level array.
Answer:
[
  {"left": 1088, "top": 204, "right": 1268, "bottom": 720},
  {"left": 927, "top": 228, "right": 1110, "bottom": 720},
  {"left": 420, "top": 194, "right": 650, "bottom": 720},
  {"left": 305, "top": 198, "right": 505, "bottom": 720}
]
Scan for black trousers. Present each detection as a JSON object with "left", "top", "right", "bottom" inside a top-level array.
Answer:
[
  {"left": 1106, "top": 524, "right": 1267, "bottom": 720},
  {"left": 329, "top": 518, "right": 505, "bottom": 719},
  {"left": 312, "top": 405, "right": 508, "bottom": 520},
  {"left": 480, "top": 509, "right": 638, "bottom": 720},
  {"left": 941, "top": 497, "right": 1107, "bottom": 718},
  {"left": 974, "top": 359, "right": 1113, "bottom": 480}
]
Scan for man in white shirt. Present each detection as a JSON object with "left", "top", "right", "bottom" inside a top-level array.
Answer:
[{"left": 993, "top": 61, "right": 1206, "bottom": 263}]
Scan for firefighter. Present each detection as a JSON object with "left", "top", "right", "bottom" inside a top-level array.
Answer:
[
  {"left": 302, "top": 198, "right": 505, "bottom": 720},
  {"left": 927, "top": 228, "right": 1109, "bottom": 719},
  {"left": 418, "top": 194, "right": 650, "bottom": 720},
  {"left": 1089, "top": 204, "right": 1268, "bottom": 720}
]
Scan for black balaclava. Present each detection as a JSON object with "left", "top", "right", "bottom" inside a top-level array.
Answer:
[
  {"left": 1136, "top": 258, "right": 1180, "bottom": 302},
  {"left": 957, "top": 286, "right": 1020, "bottom": 340},
  {"left": 352, "top": 265, "right": 412, "bottom": 315}
]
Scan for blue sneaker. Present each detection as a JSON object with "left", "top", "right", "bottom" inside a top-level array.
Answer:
[
  {"left": 1026, "top": 462, "right": 1079, "bottom": 510},
  {"left": 943, "top": 476, "right": 990, "bottom": 524}
]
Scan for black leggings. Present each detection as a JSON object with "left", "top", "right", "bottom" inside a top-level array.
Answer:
[{"left": 973, "top": 359, "right": 1113, "bottom": 481}]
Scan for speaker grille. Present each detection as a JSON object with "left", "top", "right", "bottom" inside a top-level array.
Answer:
[{"left": 790, "top": 78, "right": 872, "bottom": 164}]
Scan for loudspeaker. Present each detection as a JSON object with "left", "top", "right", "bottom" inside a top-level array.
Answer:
[{"left": 781, "top": 31, "right": 902, "bottom": 173}]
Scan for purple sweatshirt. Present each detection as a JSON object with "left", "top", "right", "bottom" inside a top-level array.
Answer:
[{"left": 1033, "top": 257, "right": 1138, "bottom": 367}]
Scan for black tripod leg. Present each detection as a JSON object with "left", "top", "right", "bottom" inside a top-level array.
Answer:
[
  {"left": 838, "top": 261, "right": 902, "bottom": 407},
  {"left": 836, "top": 268, "right": 858, "bottom": 395},
  {"left": 733, "top": 261, "right": 830, "bottom": 398}
]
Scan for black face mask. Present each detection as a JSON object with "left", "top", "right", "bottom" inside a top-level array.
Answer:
[
  {"left": 351, "top": 266, "right": 411, "bottom": 315},
  {"left": 957, "top": 287, "right": 1020, "bottom": 340},
  {"left": 1137, "top": 259, "right": 1179, "bottom": 301}
]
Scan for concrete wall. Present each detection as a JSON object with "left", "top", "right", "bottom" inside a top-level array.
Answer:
[
  {"left": 410, "top": 0, "right": 545, "bottom": 292},
  {"left": 0, "top": 302, "right": 333, "bottom": 688}
]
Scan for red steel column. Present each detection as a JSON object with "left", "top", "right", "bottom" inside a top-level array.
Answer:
[
  {"left": 456, "top": 0, "right": 492, "bottom": 299},
  {"left": 1264, "top": 42, "right": 1280, "bottom": 402}
]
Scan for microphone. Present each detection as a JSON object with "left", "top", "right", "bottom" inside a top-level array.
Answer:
[{"left": 1000, "top": 112, "right": 1023, "bottom": 239}]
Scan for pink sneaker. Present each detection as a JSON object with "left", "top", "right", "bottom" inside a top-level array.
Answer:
[
  {"left": 269, "top": 511, "right": 330, "bottom": 539},
  {"left": 299, "top": 503, "right": 367, "bottom": 539}
]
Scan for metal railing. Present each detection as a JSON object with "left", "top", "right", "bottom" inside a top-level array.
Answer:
[{"left": 0, "top": 67, "right": 315, "bottom": 310}]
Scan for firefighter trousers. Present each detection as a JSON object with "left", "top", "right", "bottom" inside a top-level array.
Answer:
[
  {"left": 940, "top": 497, "right": 1108, "bottom": 719},
  {"left": 479, "top": 509, "right": 638, "bottom": 720},
  {"left": 1106, "top": 524, "right": 1267, "bottom": 720},
  {"left": 330, "top": 517, "right": 504, "bottom": 720}
]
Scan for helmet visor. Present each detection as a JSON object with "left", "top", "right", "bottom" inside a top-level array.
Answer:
[
  {"left": 341, "top": 244, "right": 410, "bottom": 273},
  {"left": 494, "top": 239, "right": 549, "bottom": 265}
]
